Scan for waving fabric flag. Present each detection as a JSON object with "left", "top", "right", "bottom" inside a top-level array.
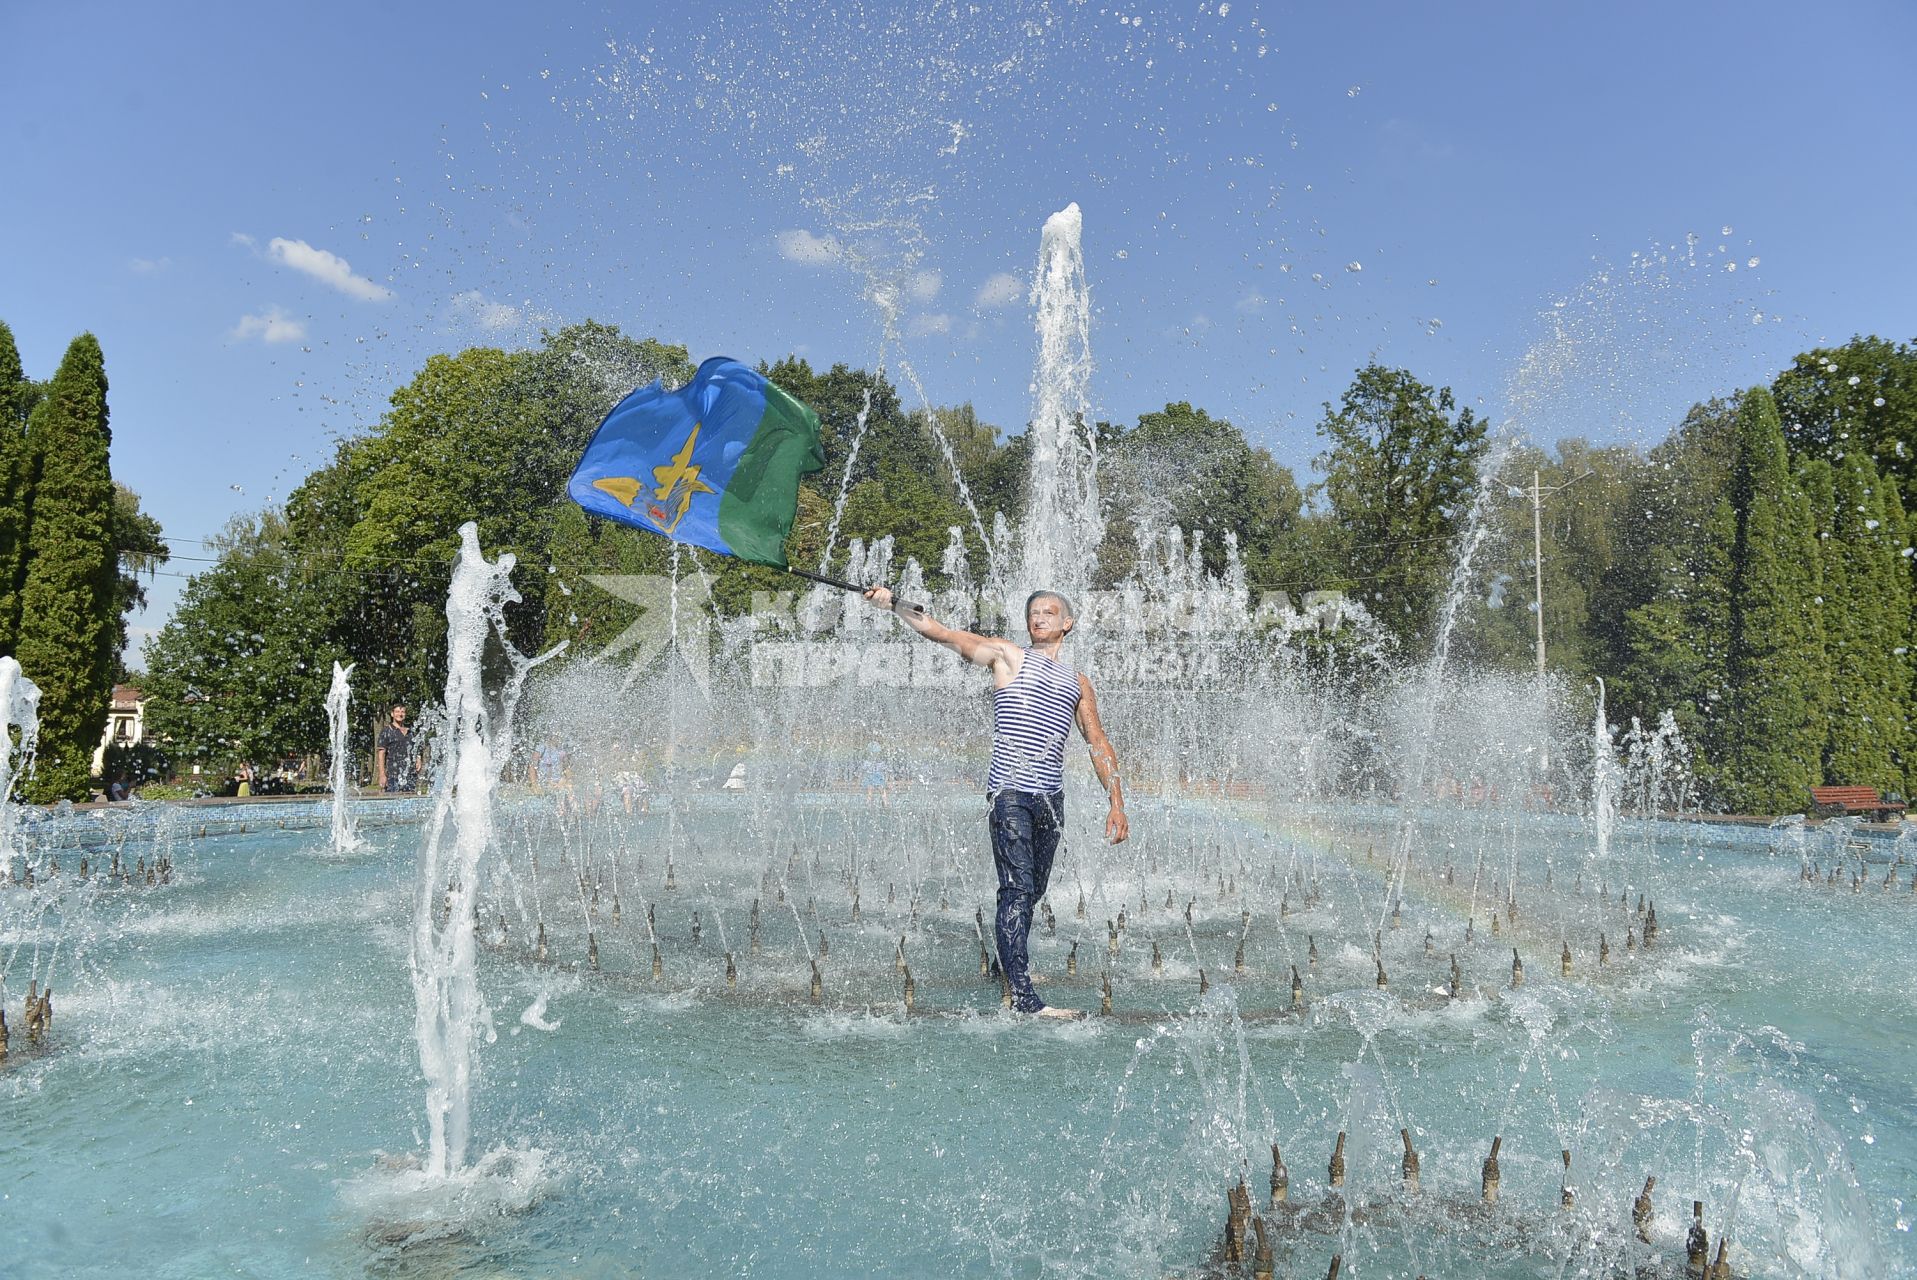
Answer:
[{"left": 568, "top": 357, "right": 825, "bottom": 568}]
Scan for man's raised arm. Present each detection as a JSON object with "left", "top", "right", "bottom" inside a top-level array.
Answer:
[{"left": 862, "top": 585, "right": 1010, "bottom": 669}]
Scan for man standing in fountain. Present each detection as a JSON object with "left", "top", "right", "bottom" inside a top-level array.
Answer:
[{"left": 864, "top": 585, "right": 1126, "bottom": 1019}]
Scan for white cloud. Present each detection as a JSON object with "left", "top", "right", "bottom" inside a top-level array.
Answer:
[
  {"left": 1235, "top": 291, "right": 1267, "bottom": 313},
  {"left": 266, "top": 237, "right": 394, "bottom": 301},
  {"left": 449, "top": 289, "right": 519, "bottom": 332},
  {"left": 907, "top": 270, "right": 941, "bottom": 303},
  {"left": 907, "top": 313, "right": 953, "bottom": 337},
  {"left": 229, "top": 231, "right": 256, "bottom": 248},
  {"left": 774, "top": 229, "right": 842, "bottom": 266},
  {"left": 974, "top": 271, "right": 1023, "bottom": 309},
  {"left": 129, "top": 256, "right": 172, "bottom": 274},
  {"left": 230, "top": 306, "right": 306, "bottom": 344}
]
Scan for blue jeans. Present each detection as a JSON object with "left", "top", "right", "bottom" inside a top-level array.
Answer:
[{"left": 990, "top": 790, "right": 1063, "bottom": 1013}]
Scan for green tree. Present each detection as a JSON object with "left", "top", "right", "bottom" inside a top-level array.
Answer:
[
  {"left": 1821, "top": 450, "right": 1908, "bottom": 790},
  {"left": 1098, "top": 402, "right": 1302, "bottom": 583},
  {"left": 1716, "top": 388, "right": 1825, "bottom": 813},
  {"left": 1313, "top": 364, "right": 1488, "bottom": 652},
  {"left": 0, "top": 320, "right": 34, "bottom": 655},
  {"left": 14, "top": 334, "right": 118, "bottom": 800},
  {"left": 1609, "top": 400, "right": 1742, "bottom": 757},
  {"left": 762, "top": 357, "right": 997, "bottom": 580},
  {"left": 110, "top": 482, "right": 168, "bottom": 679},
  {"left": 1464, "top": 439, "right": 1645, "bottom": 682},
  {"left": 285, "top": 323, "right": 693, "bottom": 709},
  {"left": 1773, "top": 336, "right": 1917, "bottom": 512},
  {"left": 1882, "top": 480, "right": 1916, "bottom": 793},
  {"left": 142, "top": 511, "right": 340, "bottom": 780}
]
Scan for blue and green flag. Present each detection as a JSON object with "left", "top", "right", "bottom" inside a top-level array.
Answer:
[{"left": 567, "top": 357, "right": 825, "bottom": 568}]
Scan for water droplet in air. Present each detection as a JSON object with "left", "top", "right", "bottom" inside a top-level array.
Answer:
[
  {"left": 1346, "top": 85, "right": 1361, "bottom": 97},
  {"left": 1747, "top": 256, "right": 1760, "bottom": 268},
  {"left": 1721, "top": 225, "right": 1733, "bottom": 236},
  {"left": 1874, "top": 397, "right": 1887, "bottom": 407},
  {"left": 1115, "top": 249, "right": 1128, "bottom": 259},
  {"left": 1848, "top": 375, "right": 1862, "bottom": 386},
  {"left": 1218, "top": 2, "right": 1230, "bottom": 13},
  {"left": 1344, "top": 261, "right": 1363, "bottom": 272}
]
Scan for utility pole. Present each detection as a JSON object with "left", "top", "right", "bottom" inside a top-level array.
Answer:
[
  {"left": 1515, "top": 468, "right": 1593, "bottom": 677},
  {"left": 1531, "top": 469, "right": 1546, "bottom": 679},
  {"left": 1511, "top": 468, "right": 1592, "bottom": 776}
]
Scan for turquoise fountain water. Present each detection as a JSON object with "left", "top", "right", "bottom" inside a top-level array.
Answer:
[{"left": 1, "top": 792, "right": 1909, "bottom": 1277}]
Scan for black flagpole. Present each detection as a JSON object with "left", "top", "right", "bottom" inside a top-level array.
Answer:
[{"left": 783, "top": 565, "right": 928, "bottom": 616}]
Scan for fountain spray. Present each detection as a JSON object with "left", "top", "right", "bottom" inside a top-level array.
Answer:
[
  {"left": 410, "top": 523, "right": 563, "bottom": 1177},
  {"left": 326, "top": 661, "right": 363, "bottom": 854}
]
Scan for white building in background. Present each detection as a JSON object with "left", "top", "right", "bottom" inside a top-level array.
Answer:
[{"left": 92, "top": 683, "right": 145, "bottom": 774}]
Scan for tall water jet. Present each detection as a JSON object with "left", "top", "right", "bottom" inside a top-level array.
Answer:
[
  {"left": 325, "top": 661, "right": 363, "bottom": 854},
  {"left": 1018, "top": 202, "right": 1103, "bottom": 605},
  {"left": 1592, "top": 677, "right": 1618, "bottom": 867},
  {"left": 0, "top": 657, "right": 41, "bottom": 862},
  {"left": 409, "top": 523, "right": 562, "bottom": 1177}
]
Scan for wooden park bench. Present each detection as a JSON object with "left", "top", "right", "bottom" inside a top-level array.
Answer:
[{"left": 1810, "top": 785, "right": 1907, "bottom": 823}]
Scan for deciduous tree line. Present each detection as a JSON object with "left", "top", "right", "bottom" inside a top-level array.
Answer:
[{"left": 136, "top": 320, "right": 1915, "bottom": 814}]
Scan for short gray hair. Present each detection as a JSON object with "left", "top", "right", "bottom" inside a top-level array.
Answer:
[{"left": 1025, "top": 590, "right": 1074, "bottom": 619}]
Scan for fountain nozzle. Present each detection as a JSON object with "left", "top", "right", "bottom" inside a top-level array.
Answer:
[
  {"left": 1687, "top": 1200, "right": 1709, "bottom": 1276},
  {"left": 1633, "top": 1175, "right": 1656, "bottom": 1243}
]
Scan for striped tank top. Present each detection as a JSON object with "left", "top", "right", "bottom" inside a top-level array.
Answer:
[{"left": 986, "top": 649, "right": 1081, "bottom": 795}]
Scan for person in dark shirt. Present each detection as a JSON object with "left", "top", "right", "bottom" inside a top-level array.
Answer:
[{"left": 376, "top": 703, "right": 418, "bottom": 793}]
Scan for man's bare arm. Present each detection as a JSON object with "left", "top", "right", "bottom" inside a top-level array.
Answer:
[
  {"left": 1076, "top": 675, "right": 1129, "bottom": 843},
  {"left": 863, "top": 585, "right": 1013, "bottom": 670}
]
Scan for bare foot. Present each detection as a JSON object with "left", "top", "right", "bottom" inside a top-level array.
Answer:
[{"left": 1034, "top": 1005, "right": 1084, "bottom": 1021}]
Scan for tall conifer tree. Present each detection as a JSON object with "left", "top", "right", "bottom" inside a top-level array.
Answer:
[
  {"left": 1873, "top": 476, "right": 1914, "bottom": 794},
  {"left": 1794, "top": 459, "right": 1836, "bottom": 787},
  {"left": 1821, "top": 451, "right": 1902, "bottom": 787},
  {"left": 0, "top": 319, "right": 33, "bottom": 655},
  {"left": 1719, "top": 388, "right": 1825, "bottom": 813},
  {"left": 15, "top": 334, "right": 117, "bottom": 800}
]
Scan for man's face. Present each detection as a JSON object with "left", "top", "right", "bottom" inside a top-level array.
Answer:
[
  {"left": 391, "top": 706, "right": 407, "bottom": 726},
  {"left": 1026, "top": 596, "right": 1071, "bottom": 642}
]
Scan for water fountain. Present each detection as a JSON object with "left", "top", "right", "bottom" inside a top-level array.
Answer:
[
  {"left": 0, "top": 655, "right": 41, "bottom": 866},
  {"left": 0, "top": 206, "right": 1908, "bottom": 1279},
  {"left": 326, "top": 661, "right": 363, "bottom": 855}
]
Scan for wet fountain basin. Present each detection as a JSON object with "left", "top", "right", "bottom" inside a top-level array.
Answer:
[{"left": 2, "top": 799, "right": 1911, "bottom": 1279}]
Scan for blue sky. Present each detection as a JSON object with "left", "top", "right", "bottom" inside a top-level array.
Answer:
[{"left": 3, "top": 1, "right": 1914, "bottom": 654}]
